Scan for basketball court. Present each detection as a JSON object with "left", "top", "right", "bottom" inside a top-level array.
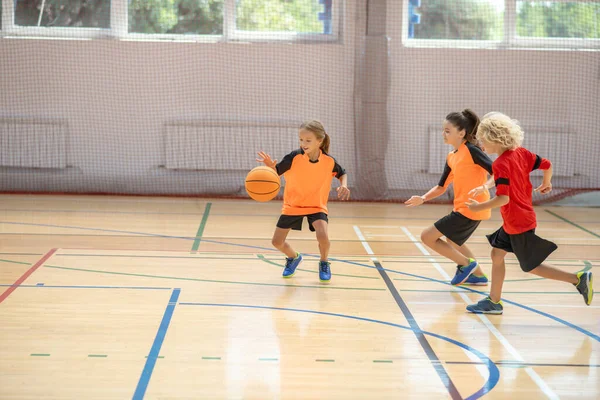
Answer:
[{"left": 1, "top": 194, "right": 598, "bottom": 399}]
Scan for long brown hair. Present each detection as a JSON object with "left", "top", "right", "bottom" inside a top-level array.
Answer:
[{"left": 300, "top": 120, "right": 330, "bottom": 153}]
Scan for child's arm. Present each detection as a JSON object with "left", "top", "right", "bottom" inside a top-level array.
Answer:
[
  {"left": 405, "top": 185, "right": 446, "bottom": 207},
  {"left": 336, "top": 174, "right": 350, "bottom": 200},
  {"left": 534, "top": 164, "right": 553, "bottom": 194},
  {"left": 468, "top": 175, "right": 495, "bottom": 197},
  {"left": 465, "top": 195, "right": 509, "bottom": 212}
]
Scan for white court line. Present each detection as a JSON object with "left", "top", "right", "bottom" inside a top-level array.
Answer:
[{"left": 400, "top": 226, "right": 559, "bottom": 400}]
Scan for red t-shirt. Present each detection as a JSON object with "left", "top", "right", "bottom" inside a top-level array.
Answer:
[{"left": 493, "top": 147, "right": 551, "bottom": 234}]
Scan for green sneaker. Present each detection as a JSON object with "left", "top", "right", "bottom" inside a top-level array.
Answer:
[
  {"left": 575, "top": 271, "right": 593, "bottom": 305},
  {"left": 466, "top": 297, "right": 503, "bottom": 315}
]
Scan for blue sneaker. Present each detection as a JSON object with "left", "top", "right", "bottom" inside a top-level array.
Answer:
[
  {"left": 575, "top": 271, "right": 593, "bottom": 305},
  {"left": 319, "top": 261, "right": 331, "bottom": 282},
  {"left": 451, "top": 259, "right": 478, "bottom": 285},
  {"left": 463, "top": 273, "right": 489, "bottom": 286},
  {"left": 282, "top": 253, "right": 302, "bottom": 278},
  {"left": 466, "top": 297, "right": 503, "bottom": 315}
]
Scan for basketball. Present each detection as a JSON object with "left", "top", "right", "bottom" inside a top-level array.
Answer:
[{"left": 245, "top": 166, "right": 280, "bottom": 202}]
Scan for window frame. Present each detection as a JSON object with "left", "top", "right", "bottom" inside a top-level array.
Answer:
[
  {"left": 402, "top": 0, "right": 600, "bottom": 50},
  {"left": 0, "top": 0, "right": 341, "bottom": 42}
]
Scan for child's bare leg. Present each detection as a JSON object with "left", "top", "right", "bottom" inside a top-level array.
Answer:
[
  {"left": 448, "top": 240, "right": 485, "bottom": 275},
  {"left": 489, "top": 248, "right": 507, "bottom": 303},
  {"left": 271, "top": 227, "right": 296, "bottom": 258},
  {"left": 312, "top": 220, "right": 330, "bottom": 261},
  {"left": 421, "top": 226, "right": 470, "bottom": 266},
  {"left": 529, "top": 264, "right": 578, "bottom": 284}
]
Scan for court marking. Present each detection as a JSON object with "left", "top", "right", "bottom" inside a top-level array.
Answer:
[
  {"left": 191, "top": 202, "right": 212, "bottom": 252},
  {"left": 352, "top": 225, "right": 461, "bottom": 400},
  {"left": 546, "top": 209, "right": 600, "bottom": 239},
  {"left": 133, "top": 288, "right": 180, "bottom": 400},
  {"left": 1, "top": 221, "right": 598, "bottom": 342},
  {"left": 0, "top": 248, "right": 57, "bottom": 304},
  {"left": 399, "top": 225, "right": 559, "bottom": 400},
  {"left": 41, "top": 264, "right": 384, "bottom": 291},
  {"left": 178, "top": 302, "right": 500, "bottom": 400}
]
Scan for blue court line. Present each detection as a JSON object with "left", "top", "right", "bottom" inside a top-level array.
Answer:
[
  {"left": 133, "top": 288, "right": 180, "bottom": 400},
  {"left": 178, "top": 302, "right": 499, "bottom": 400},
  {"left": 373, "top": 260, "right": 460, "bottom": 399},
  {"left": 446, "top": 361, "right": 600, "bottom": 368},
  {"left": 1, "top": 220, "right": 598, "bottom": 343}
]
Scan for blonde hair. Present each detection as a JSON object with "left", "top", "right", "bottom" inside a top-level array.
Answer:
[
  {"left": 300, "top": 120, "right": 330, "bottom": 153},
  {"left": 477, "top": 112, "right": 524, "bottom": 150}
]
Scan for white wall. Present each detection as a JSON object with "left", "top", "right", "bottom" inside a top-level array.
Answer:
[{"left": 0, "top": 3, "right": 358, "bottom": 194}]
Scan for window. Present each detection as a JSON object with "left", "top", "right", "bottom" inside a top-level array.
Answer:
[
  {"left": 0, "top": 0, "right": 338, "bottom": 41},
  {"left": 517, "top": 1, "right": 600, "bottom": 39},
  {"left": 15, "top": 0, "right": 110, "bottom": 28},
  {"left": 411, "top": 0, "right": 503, "bottom": 41},
  {"left": 406, "top": 0, "right": 600, "bottom": 48}
]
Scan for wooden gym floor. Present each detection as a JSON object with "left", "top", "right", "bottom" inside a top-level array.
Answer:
[{"left": 0, "top": 194, "right": 598, "bottom": 399}]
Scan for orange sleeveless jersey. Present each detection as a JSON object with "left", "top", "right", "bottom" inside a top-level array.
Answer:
[
  {"left": 438, "top": 142, "right": 494, "bottom": 221},
  {"left": 275, "top": 149, "right": 346, "bottom": 216}
]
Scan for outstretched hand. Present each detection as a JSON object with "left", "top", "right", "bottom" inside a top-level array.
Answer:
[
  {"left": 337, "top": 186, "right": 350, "bottom": 200},
  {"left": 404, "top": 195, "right": 425, "bottom": 207},
  {"left": 468, "top": 185, "right": 486, "bottom": 197},
  {"left": 256, "top": 151, "right": 277, "bottom": 169},
  {"left": 465, "top": 198, "right": 481, "bottom": 211},
  {"left": 534, "top": 181, "right": 552, "bottom": 194}
]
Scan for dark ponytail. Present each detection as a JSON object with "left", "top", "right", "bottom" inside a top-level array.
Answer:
[{"left": 445, "top": 108, "right": 480, "bottom": 145}]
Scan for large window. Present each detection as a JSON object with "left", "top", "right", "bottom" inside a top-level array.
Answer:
[
  {"left": 406, "top": 0, "right": 600, "bottom": 48},
  {"left": 0, "top": 0, "right": 338, "bottom": 41}
]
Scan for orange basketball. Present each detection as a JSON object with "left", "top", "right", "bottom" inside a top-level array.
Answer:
[{"left": 245, "top": 166, "right": 281, "bottom": 202}]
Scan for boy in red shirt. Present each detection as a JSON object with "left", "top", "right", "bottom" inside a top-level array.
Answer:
[{"left": 465, "top": 113, "right": 593, "bottom": 314}]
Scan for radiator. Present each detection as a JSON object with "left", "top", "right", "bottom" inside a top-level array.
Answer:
[
  {"left": 0, "top": 117, "right": 68, "bottom": 169},
  {"left": 164, "top": 120, "right": 300, "bottom": 170},
  {"left": 427, "top": 126, "right": 574, "bottom": 177}
]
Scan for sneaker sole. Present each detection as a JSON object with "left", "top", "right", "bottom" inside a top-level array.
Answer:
[
  {"left": 587, "top": 273, "right": 593, "bottom": 305},
  {"left": 319, "top": 278, "right": 331, "bottom": 283},
  {"left": 467, "top": 309, "right": 503, "bottom": 315},
  {"left": 461, "top": 282, "right": 489, "bottom": 286}
]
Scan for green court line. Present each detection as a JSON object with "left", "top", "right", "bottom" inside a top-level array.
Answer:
[
  {"left": 546, "top": 209, "right": 600, "bottom": 239},
  {"left": 88, "top": 354, "right": 107, "bottom": 358},
  {"left": 30, "top": 354, "right": 50, "bottom": 356},
  {"left": 42, "top": 265, "right": 384, "bottom": 291},
  {"left": 257, "top": 254, "right": 379, "bottom": 280},
  {"left": 191, "top": 202, "right": 212, "bottom": 252},
  {"left": 316, "top": 359, "right": 335, "bottom": 362},
  {"left": 145, "top": 356, "right": 165, "bottom": 359},
  {"left": 373, "top": 360, "right": 393, "bottom": 363},
  {"left": 258, "top": 358, "right": 278, "bottom": 361},
  {"left": 202, "top": 356, "right": 221, "bottom": 360}
]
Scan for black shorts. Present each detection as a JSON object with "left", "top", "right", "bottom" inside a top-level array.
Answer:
[
  {"left": 486, "top": 227, "right": 558, "bottom": 272},
  {"left": 434, "top": 211, "right": 481, "bottom": 246},
  {"left": 276, "top": 212, "right": 328, "bottom": 232}
]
